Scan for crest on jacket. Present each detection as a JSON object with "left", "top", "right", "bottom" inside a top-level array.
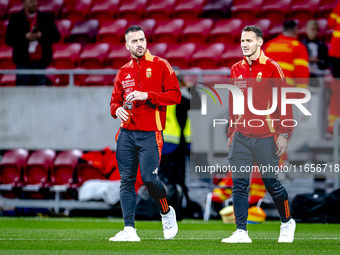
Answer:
[
  {"left": 256, "top": 72, "right": 262, "bottom": 82},
  {"left": 146, "top": 68, "right": 152, "bottom": 78}
]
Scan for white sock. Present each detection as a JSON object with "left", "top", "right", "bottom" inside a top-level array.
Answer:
[{"left": 124, "top": 226, "right": 135, "bottom": 233}]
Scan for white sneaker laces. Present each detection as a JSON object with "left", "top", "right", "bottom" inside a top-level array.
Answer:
[
  {"left": 280, "top": 224, "right": 290, "bottom": 237},
  {"left": 162, "top": 213, "right": 173, "bottom": 230}
]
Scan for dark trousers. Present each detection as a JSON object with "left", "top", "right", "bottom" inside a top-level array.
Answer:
[
  {"left": 331, "top": 57, "right": 340, "bottom": 79},
  {"left": 16, "top": 64, "right": 45, "bottom": 86},
  {"left": 116, "top": 128, "right": 167, "bottom": 227},
  {"left": 228, "top": 132, "right": 291, "bottom": 230}
]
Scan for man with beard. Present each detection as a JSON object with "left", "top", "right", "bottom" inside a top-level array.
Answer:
[
  {"left": 109, "top": 25, "right": 181, "bottom": 241},
  {"left": 222, "top": 26, "right": 296, "bottom": 243}
]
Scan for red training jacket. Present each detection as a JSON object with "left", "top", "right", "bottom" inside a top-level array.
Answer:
[
  {"left": 227, "top": 50, "right": 294, "bottom": 138},
  {"left": 110, "top": 50, "right": 181, "bottom": 131},
  {"left": 328, "top": 1, "right": 340, "bottom": 59}
]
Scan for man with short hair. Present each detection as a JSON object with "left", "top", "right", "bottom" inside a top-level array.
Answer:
[
  {"left": 222, "top": 26, "right": 296, "bottom": 243},
  {"left": 5, "top": 0, "right": 60, "bottom": 85},
  {"left": 109, "top": 25, "right": 181, "bottom": 241}
]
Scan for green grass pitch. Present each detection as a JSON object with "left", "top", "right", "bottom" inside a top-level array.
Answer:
[{"left": 0, "top": 217, "right": 340, "bottom": 254}]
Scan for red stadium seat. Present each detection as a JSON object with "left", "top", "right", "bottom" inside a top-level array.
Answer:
[
  {"left": 220, "top": 43, "right": 243, "bottom": 68},
  {"left": 7, "top": 0, "right": 22, "bottom": 16},
  {"left": 52, "top": 43, "right": 82, "bottom": 69},
  {"left": 267, "top": 20, "right": 284, "bottom": 40},
  {"left": 0, "top": 0, "right": 9, "bottom": 19},
  {"left": 243, "top": 19, "right": 272, "bottom": 40},
  {"left": 290, "top": 0, "right": 321, "bottom": 20},
  {"left": 316, "top": 18, "right": 328, "bottom": 36},
  {"left": 192, "top": 43, "right": 225, "bottom": 68},
  {"left": 202, "top": 0, "right": 233, "bottom": 20},
  {"left": 106, "top": 43, "right": 131, "bottom": 69},
  {"left": 117, "top": 0, "right": 148, "bottom": 19},
  {"left": 261, "top": 0, "right": 292, "bottom": 23},
  {"left": 62, "top": 0, "right": 92, "bottom": 22},
  {"left": 96, "top": 19, "right": 128, "bottom": 44},
  {"left": 147, "top": 42, "right": 168, "bottom": 58},
  {"left": 55, "top": 19, "right": 73, "bottom": 43},
  {"left": 128, "top": 19, "right": 157, "bottom": 40},
  {"left": 144, "top": 0, "right": 177, "bottom": 19},
  {"left": 78, "top": 43, "right": 110, "bottom": 68},
  {"left": 172, "top": 0, "right": 207, "bottom": 19},
  {"left": 181, "top": 19, "right": 214, "bottom": 44},
  {"left": 165, "top": 43, "right": 196, "bottom": 68},
  {"left": 83, "top": 68, "right": 116, "bottom": 86},
  {"left": 89, "top": 0, "right": 121, "bottom": 20},
  {"left": 25, "top": 149, "right": 56, "bottom": 186},
  {"left": 0, "top": 74, "right": 16, "bottom": 86},
  {"left": 319, "top": 0, "right": 339, "bottom": 19},
  {"left": 0, "top": 149, "right": 28, "bottom": 185},
  {"left": 231, "top": 0, "right": 264, "bottom": 20},
  {"left": 38, "top": 0, "right": 64, "bottom": 18},
  {"left": 0, "top": 20, "right": 9, "bottom": 46},
  {"left": 69, "top": 19, "right": 99, "bottom": 46},
  {"left": 0, "top": 148, "right": 28, "bottom": 198},
  {"left": 209, "top": 19, "right": 243, "bottom": 44},
  {"left": 152, "top": 19, "right": 185, "bottom": 44},
  {"left": 52, "top": 43, "right": 82, "bottom": 85},
  {"left": 0, "top": 45, "right": 15, "bottom": 69},
  {"left": 52, "top": 150, "right": 83, "bottom": 185}
]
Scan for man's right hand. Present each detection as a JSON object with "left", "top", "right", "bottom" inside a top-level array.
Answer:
[
  {"left": 116, "top": 107, "right": 128, "bottom": 122},
  {"left": 26, "top": 31, "right": 42, "bottom": 41}
]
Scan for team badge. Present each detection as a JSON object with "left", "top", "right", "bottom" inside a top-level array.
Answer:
[
  {"left": 146, "top": 68, "right": 152, "bottom": 78},
  {"left": 256, "top": 72, "right": 262, "bottom": 82}
]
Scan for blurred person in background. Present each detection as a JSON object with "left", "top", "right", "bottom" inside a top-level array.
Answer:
[
  {"left": 265, "top": 20, "right": 310, "bottom": 92},
  {"left": 327, "top": 1, "right": 340, "bottom": 135},
  {"left": 5, "top": 0, "right": 60, "bottom": 86},
  {"left": 302, "top": 20, "right": 330, "bottom": 79}
]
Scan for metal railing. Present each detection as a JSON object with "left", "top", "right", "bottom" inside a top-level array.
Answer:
[{"left": 0, "top": 68, "right": 232, "bottom": 86}]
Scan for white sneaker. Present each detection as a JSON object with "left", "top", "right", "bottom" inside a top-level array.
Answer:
[
  {"left": 221, "top": 229, "right": 252, "bottom": 243},
  {"left": 278, "top": 218, "right": 296, "bottom": 243},
  {"left": 161, "top": 206, "right": 178, "bottom": 239},
  {"left": 109, "top": 227, "right": 141, "bottom": 242}
]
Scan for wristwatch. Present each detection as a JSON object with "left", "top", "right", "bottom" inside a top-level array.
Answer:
[{"left": 279, "top": 133, "right": 289, "bottom": 139}]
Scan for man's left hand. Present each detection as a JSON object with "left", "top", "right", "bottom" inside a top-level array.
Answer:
[
  {"left": 276, "top": 135, "right": 287, "bottom": 156},
  {"left": 126, "top": 91, "right": 148, "bottom": 102}
]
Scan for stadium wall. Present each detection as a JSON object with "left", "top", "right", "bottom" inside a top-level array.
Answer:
[{"left": 0, "top": 87, "right": 119, "bottom": 150}]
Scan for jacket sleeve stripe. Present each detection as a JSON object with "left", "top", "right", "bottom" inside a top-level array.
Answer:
[
  {"left": 293, "top": 58, "right": 309, "bottom": 67},
  {"left": 160, "top": 58, "right": 174, "bottom": 75},
  {"left": 155, "top": 108, "right": 163, "bottom": 131},
  {"left": 272, "top": 61, "right": 286, "bottom": 78}
]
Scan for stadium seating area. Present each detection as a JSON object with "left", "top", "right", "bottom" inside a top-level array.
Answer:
[
  {"left": 0, "top": 0, "right": 337, "bottom": 85},
  {"left": 0, "top": 148, "right": 119, "bottom": 199}
]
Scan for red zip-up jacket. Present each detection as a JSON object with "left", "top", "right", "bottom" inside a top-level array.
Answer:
[
  {"left": 110, "top": 50, "right": 181, "bottom": 131},
  {"left": 227, "top": 50, "right": 294, "bottom": 138}
]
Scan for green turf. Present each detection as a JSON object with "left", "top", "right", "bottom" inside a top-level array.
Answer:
[{"left": 0, "top": 217, "right": 339, "bottom": 255}]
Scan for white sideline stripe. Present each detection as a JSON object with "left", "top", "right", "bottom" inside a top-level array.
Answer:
[{"left": 0, "top": 237, "right": 339, "bottom": 241}]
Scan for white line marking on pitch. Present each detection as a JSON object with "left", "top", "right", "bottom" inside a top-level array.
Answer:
[{"left": 0, "top": 237, "right": 339, "bottom": 241}]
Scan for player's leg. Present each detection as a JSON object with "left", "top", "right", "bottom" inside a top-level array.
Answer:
[
  {"left": 222, "top": 132, "right": 253, "bottom": 243},
  {"left": 110, "top": 128, "right": 140, "bottom": 241},
  {"left": 137, "top": 130, "right": 178, "bottom": 239},
  {"left": 254, "top": 135, "right": 296, "bottom": 242}
]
